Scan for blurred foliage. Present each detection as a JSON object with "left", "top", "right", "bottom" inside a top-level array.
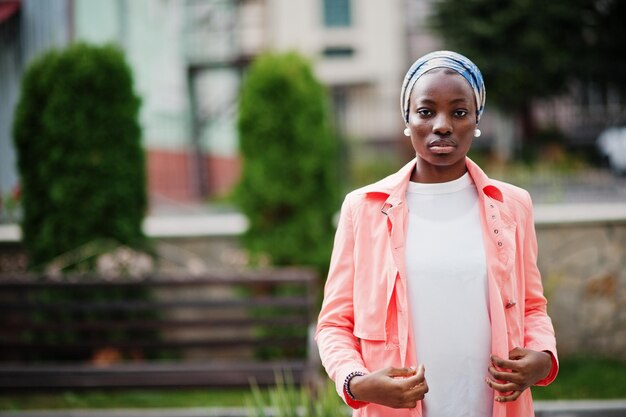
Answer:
[
  {"left": 12, "top": 43, "right": 147, "bottom": 270},
  {"left": 469, "top": 144, "right": 590, "bottom": 203},
  {"left": 0, "top": 389, "right": 249, "bottom": 410},
  {"left": 532, "top": 356, "right": 626, "bottom": 400},
  {"left": 236, "top": 52, "right": 339, "bottom": 274},
  {"left": 347, "top": 144, "right": 402, "bottom": 191},
  {"left": 432, "top": 0, "right": 626, "bottom": 112},
  {"left": 471, "top": 129, "right": 590, "bottom": 175},
  {"left": 432, "top": 0, "right": 626, "bottom": 148},
  {"left": 15, "top": 280, "right": 160, "bottom": 363},
  {"left": 246, "top": 372, "right": 348, "bottom": 417},
  {"left": 0, "top": 184, "right": 21, "bottom": 223}
]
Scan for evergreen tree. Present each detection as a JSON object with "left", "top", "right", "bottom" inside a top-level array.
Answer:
[
  {"left": 12, "top": 43, "right": 146, "bottom": 270},
  {"left": 236, "top": 52, "right": 338, "bottom": 273},
  {"left": 431, "top": 0, "right": 626, "bottom": 140}
]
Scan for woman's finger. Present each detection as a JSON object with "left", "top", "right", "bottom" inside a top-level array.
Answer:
[
  {"left": 488, "top": 365, "right": 524, "bottom": 384},
  {"left": 403, "top": 364, "right": 425, "bottom": 387},
  {"left": 387, "top": 366, "right": 417, "bottom": 378},
  {"left": 485, "top": 377, "right": 520, "bottom": 393},
  {"left": 496, "top": 389, "right": 523, "bottom": 402},
  {"left": 491, "top": 354, "right": 520, "bottom": 372}
]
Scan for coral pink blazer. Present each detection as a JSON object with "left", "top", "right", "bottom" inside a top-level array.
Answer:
[{"left": 316, "top": 158, "right": 558, "bottom": 417}]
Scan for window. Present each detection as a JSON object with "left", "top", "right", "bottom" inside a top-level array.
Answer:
[
  {"left": 322, "top": 46, "right": 354, "bottom": 57},
  {"left": 323, "top": 0, "right": 351, "bottom": 27}
]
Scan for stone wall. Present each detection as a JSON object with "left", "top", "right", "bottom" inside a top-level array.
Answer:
[{"left": 536, "top": 220, "right": 626, "bottom": 360}]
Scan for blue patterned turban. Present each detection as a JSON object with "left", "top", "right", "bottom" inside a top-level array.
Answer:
[{"left": 400, "top": 50, "right": 486, "bottom": 125}]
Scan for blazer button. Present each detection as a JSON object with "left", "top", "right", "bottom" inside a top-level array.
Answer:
[
  {"left": 497, "top": 241, "right": 503, "bottom": 247},
  {"left": 494, "top": 229, "right": 499, "bottom": 234}
]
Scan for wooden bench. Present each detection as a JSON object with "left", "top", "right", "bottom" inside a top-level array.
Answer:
[{"left": 0, "top": 268, "right": 319, "bottom": 390}]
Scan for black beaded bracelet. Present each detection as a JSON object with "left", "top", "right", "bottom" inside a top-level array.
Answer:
[{"left": 344, "top": 371, "right": 365, "bottom": 400}]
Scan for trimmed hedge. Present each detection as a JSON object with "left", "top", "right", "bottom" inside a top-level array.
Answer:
[
  {"left": 236, "top": 52, "right": 339, "bottom": 273},
  {"left": 12, "top": 43, "right": 147, "bottom": 270}
]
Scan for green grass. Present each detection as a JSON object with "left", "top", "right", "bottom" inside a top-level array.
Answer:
[
  {"left": 1, "top": 357, "right": 624, "bottom": 410},
  {"left": 532, "top": 357, "right": 626, "bottom": 400},
  {"left": 0, "top": 389, "right": 249, "bottom": 411}
]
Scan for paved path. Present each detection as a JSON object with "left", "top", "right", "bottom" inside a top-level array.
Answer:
[{"left": 535, "top": 400, "right": 626, "bottom": 416}]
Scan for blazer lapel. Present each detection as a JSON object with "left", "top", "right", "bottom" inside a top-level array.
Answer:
[{"left": 383, "top": 197, "right": 410, "bottom": 366}]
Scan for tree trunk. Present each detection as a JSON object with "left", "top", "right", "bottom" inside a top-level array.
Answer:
[{"left": 519, "top": 102, "right": 536, "bottom": 144}]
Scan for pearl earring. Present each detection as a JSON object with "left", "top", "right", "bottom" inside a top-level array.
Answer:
[
  {"left": 474, "top": 128, "right": 481, "bottom": 138},
  {"left": 404, "top": 128, "right": 410, "bottom": 137}
]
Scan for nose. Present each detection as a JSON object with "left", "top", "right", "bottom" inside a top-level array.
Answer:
[{"left": 432, "top": 113, "right": 452, "bottom": 136}]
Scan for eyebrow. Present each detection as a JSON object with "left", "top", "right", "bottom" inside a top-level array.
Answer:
[{"left": 416, "top": 97, "right": 471, "bottom": 106}]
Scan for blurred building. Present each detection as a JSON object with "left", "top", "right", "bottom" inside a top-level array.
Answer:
[
  {"left": 0, "top": 0, "right": 419, "bottom": 206},
  {"left": 0, "top": 0, "right": 72, "bottom": 212},
  {"left": 164, "top": 0, "right": 413, "bottom": 200},
  {"left": 3, "top": 0, "right": 616, "bottom": 209}
]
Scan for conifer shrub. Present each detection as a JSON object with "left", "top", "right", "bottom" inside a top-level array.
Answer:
[
  {"left": 236, "top": 52, "right": 338, "bottom": 274},
  {"left": 12, "top": 42, "right": 147, "bottom": 270},
  {"left": 11, "top": 43, "right": 153, "bottom": 362}
]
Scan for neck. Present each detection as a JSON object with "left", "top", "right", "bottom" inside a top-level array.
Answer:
[{"left": 411, "top": 159, "right": 467, "bottom": 183}]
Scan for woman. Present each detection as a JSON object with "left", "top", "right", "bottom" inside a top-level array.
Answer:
[{"left": 315, "top": 51, "right": 558, "bottom": 417}]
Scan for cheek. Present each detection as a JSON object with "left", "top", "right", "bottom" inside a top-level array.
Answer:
[
  {"left": 459, "top": 124, "right": 477, "bottom": 142},
  {"left": 408, "top": 115, "right": 430, "bottom": 135},
  {"left": 408, "top": 113, "right": 423, "bottom": 128}
]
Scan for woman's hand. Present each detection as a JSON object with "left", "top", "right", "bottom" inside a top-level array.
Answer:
[
  {"left": 350, "top": 365, "right": 428, "bottom": 408},
  {"left": 486, "top": 347, "right": 552, "bottom": 402}
]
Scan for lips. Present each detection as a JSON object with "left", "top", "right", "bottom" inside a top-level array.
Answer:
[{"left": 428, "top": 139, "right": 456, "bottom": 154}]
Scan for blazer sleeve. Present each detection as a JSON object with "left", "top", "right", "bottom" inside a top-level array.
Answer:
[
  {"left": 315, "top": 195, "right": 370, "bottom": 408},
  {"left": 521, "top": 192, "right": 559, "bottom": 386}
]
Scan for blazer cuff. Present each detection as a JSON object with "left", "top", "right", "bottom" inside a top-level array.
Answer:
[
  {"left": 336, "top": 365, "right": 370, "bottom": 409},
  {"left": 534, "top": 350, "right": 559, "bottom": 386}
]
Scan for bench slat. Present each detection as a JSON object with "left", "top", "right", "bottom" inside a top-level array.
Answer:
[
  {"left": 0, "top": 334, "right": 307, "bottom": 350},
  {"left": 0, "top": 270, "right": 319, "bottom": 389},
  {"left": 0, "top": 269, "right": 317, "bottom": 287},
  {"left": 0, "top": 297, "right": 312, "bottom": 312},
  {"left": 0, "top": 316, "right": 309, "bottom": 332}
]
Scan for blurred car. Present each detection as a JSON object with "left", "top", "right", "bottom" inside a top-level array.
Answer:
[{"left": 597, "top": 124, "right": 626, "bottom": 175}]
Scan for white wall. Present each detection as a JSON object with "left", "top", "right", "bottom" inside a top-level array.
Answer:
[
  {"left": 266, "top": 0, "right": 407, "bottom": 141},
  {"left": 72, "top": 0, "right": 413, "bottom": 152},
  {"left": 74, "top": 0, "right": 191, "bottom": 152},
  {"left": 0, "top": 0, "right": 71, "bottom": 203}
]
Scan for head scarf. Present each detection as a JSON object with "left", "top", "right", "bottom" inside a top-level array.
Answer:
[{"left": 400, "top": 50, "right": 485, "bottom": 125}]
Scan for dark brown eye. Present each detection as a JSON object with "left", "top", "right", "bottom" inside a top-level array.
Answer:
[{"left": 454, "top": 110, "right": 468, "bottom": 117}]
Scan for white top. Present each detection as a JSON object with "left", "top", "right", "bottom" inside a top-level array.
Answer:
[{"left": 405, "top": 172, "right": 492, "bottom": 417}]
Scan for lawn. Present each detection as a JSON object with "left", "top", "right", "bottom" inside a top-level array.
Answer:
[
  {"left": 531, "top": 356, "right": 626, "bottom": 400},
  {"left": 0, "top": 389, "right": 249, "bottom": 410},
  {"left": 1, "top": 357, "right": 624, "bottom": 410}
]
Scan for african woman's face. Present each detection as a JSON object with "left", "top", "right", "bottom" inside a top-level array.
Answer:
[{"left": 407, "top": 69, "right": 477, "bottom": 183}]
